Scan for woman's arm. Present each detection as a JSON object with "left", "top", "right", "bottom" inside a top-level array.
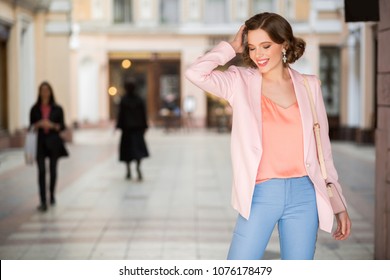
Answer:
[
  {"left": 185, "top": 26, "right": 246, "bottom": 104},
  {"left": 47, "top": 106, "right": 65, "bottom": 132},
  {"left": 313, "top": 76, "right": 351, "bottom": 240},
  {"left": 30, "top": 106, "right": 42, "bottom": 130},
  {"left": 313, "top": 77, "right": 343, "bottom": 197},
  {"left": 56, "top": 106, "right": 66, "bottom": 131}
]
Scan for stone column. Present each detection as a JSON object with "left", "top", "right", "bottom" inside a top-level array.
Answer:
[{"left": 375, "top": 0, "right": 390, "bottom": 259}]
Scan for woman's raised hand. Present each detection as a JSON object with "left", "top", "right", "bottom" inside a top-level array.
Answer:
[{"left": 230, "top": 25, "right": 246, "bottom": 54}]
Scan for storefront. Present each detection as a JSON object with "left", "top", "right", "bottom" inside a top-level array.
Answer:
[{"left": 108, "top": 52, "right": 181, "bottom": 127}]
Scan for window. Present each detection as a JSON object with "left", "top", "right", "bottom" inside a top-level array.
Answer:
[
  {"left": 319, "top": 47, "right": 341, "bottom": 116},
  {"left": 236, "top": 0, "right": 249, "bottom": 20},
  {"left": 188, "top": 0, "right": 201, "bottom": 21},
  {"left": 252, "top": 0, "right": 274, "bottom": 13},
  {"left": 113, "top": 0, "right": 132, "bottom": 23},
  {"left": 160, "top": 0, "right": 179, "bottom": 24},
  {"left": 92, "top": 0, "right": 104, "bottom": 20},
  {"left": 205, "top": 0, "right": 228, "bottom": 24}
]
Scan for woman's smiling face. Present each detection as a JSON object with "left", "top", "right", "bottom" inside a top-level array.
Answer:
[{"left": 247, "top": 28, "right": 285, "bottom": 74}]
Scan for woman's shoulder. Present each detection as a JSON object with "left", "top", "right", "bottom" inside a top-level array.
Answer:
[
  {"left": 305, "top": 74, "right": 321, "bottom": 88},
  {"left": 293, "top": 69, "right": 319, "bottom": 82},
  {"left": 52, "top": 104, "right": 64, "bottom": 110},
  {"left": 289, "top": 68, "right": 321, "bottom": 86},
  {"left": 303, "top": 73, "right": 320, "bottom": 82},
  {"left": 30, "top": 104, "right": 40, "bottom": 113}
]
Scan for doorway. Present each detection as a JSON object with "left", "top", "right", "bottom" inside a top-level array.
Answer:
[{"left": 108, "top": 53, "right": 180, "bottom": 127}]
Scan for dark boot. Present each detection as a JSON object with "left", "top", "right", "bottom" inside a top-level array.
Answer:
[
  {"left": 37, "top": 204, "right": 47, "bottom": 212},
  {"left": 50, "top": 194, "right": 56, "bottom": 205}
]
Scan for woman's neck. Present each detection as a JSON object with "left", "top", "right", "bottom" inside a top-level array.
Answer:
[{"left": 261, "top": 66, "right": 290, "bottom": 83}]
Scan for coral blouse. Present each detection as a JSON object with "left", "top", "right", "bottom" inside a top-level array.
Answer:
[
  {"left": 256, "top": 94, "right": 307, "bottom": 183},
  {"left": 40, "top": 104, "right": 51, "bottom": 134}
]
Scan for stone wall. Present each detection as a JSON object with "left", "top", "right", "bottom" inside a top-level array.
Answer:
[{"left": 375, "top": 0, "right": 390, "bottom": 259}]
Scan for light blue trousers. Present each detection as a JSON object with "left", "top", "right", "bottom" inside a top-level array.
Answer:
[{"left": 227, "top": 176, "right": 319, "bottom": 260}]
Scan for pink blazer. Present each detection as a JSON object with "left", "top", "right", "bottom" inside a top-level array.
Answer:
[{"left": 185, "top": 41, "right": 347, "bottom": 233}]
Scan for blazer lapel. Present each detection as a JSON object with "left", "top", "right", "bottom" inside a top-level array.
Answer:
[
  {"left": 248, "top": 69, "right": 262, "bottom": 144},
  {"left": 288, "top": 68, "right": 313, "bottom": 161}
]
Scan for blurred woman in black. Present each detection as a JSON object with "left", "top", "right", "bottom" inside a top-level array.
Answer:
[
  {"left": 30, "top": 81, "right": 68, "bottom": 212},
  {"left": 116, "top": 77, "right": 149, "bottom": 181}
]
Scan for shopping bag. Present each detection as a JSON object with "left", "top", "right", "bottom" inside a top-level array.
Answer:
[{"left": 24, "top": 129, "right": 37, "bottom": 165}]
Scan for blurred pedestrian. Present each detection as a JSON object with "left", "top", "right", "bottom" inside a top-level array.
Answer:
[
  {"left": 186, "top": 12, "right": 351, "bottom": 260},
  {"left": 29, "top": 81, "right": 68, "bottom": 212},
  {"left": 116, "top": 77, "right": 149, "bottom": 181},
  {"left": 161, "top": 93, "right": 180, "bottom": 132}
]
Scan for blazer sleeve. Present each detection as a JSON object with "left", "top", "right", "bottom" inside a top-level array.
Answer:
[
  {"left": 49, "top": 105, "right": 66, "bottom": 132},
  {"left": 29, "top": 106, "right": 40, "bottom": 129},
  {"left": 311, "top": 75, "right": 347, "bottom": 207},
  {"left": 57, "top": 106, "right": 66, "bottom": 132},
  {"left": 185, "top": 41, "right": 240, "bottom": 105}
]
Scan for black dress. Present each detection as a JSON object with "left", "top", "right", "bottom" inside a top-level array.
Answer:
[{"left": 116, "top": 92, "right": 149, "bottom": 162}]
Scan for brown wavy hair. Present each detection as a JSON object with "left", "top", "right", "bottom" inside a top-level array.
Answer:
[{"left": 242, "top": 13, "right": 305, "bottom": 68}]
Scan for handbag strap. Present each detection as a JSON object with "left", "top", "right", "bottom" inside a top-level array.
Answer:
[{"left": 302, "top": 76, "right": 328, "bottom": 181}]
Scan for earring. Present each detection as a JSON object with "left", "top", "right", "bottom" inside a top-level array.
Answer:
[{"left": 282, "top": 49, "right": 287, "bottom": 63}]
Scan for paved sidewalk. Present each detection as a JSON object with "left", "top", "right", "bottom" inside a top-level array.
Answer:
[{"left": 0, "top": 127, "right": 375, "bottom": 259}]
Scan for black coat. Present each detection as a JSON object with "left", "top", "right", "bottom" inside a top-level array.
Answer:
[
  {"left": 116, "top": 93, "right": 148, "bottom": 131},
  {"left": 30, "top": 104, "right": 69, "bottom": 159},
  {"left": 116, "top": 93, "right": 149, "bottom": 161}
]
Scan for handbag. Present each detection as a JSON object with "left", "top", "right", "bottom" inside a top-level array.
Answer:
[
  {"left": 302, "top": 76, "right": 347, "bottom": 214},
  {"left": 24, "top": 128, "right": 37, "bottom": 165}
]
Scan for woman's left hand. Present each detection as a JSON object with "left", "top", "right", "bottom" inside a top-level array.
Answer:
[{"left": 333, "top": 211, "right": 352, "bottom": 240}]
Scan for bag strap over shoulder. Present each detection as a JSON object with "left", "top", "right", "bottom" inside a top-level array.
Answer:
[{"left": 302, "top": 76, "right": 328, "bottom": 181}]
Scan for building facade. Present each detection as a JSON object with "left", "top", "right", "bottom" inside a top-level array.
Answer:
[
  {"left": 0, "top": 0, "right": 377, "bottom": 148},
  {"left": 70, "top": 0, "right": 376, "bottom": 142},
  {"left": 0, "top": 0, "right": 71, "bottom": 148}
]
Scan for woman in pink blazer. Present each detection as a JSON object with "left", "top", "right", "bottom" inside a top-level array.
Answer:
[{"left": 185, "top": 13, "right": 351, "bottom": 260}]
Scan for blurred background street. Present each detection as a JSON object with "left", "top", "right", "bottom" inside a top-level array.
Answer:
[{"left": 0, "top": 126, "right": 374, "bottom": 259}]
